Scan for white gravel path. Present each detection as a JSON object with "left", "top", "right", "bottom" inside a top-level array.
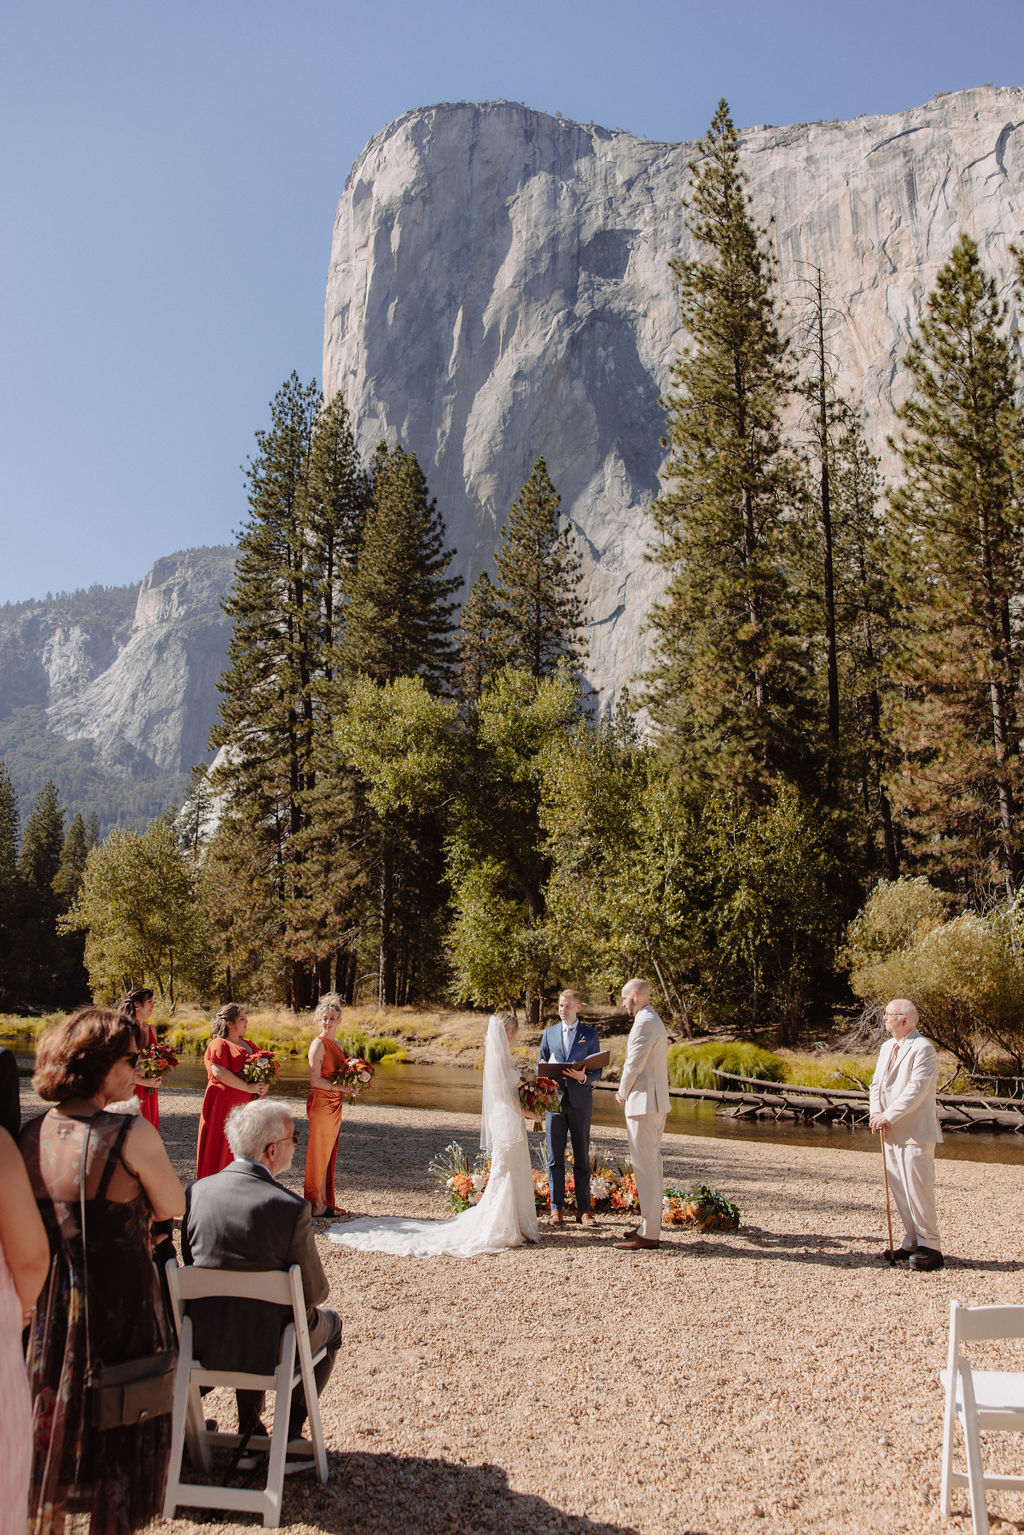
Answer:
[{"left": 21, "top": 1085, "right": 1024, "bottom": 1534}]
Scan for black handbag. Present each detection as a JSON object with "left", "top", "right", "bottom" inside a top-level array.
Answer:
[{"left": 78, "top": 1113, "right": 179, "bottom": 1429}]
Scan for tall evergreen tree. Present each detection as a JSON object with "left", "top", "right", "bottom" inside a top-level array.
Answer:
[
  {"left": 491, "top": 457, "right": 586, "bottom": 681},
  {"left": 52, "top": 811, "right": 93, "bottom": 1002},
  {"left": 337, "top": 443, "right": 461, "bottom": 1004},
  {"left": 16, "top": 780, "right": 65, "bottom": 1003},
  {"left": 340, "top": 444, "right": 461, "bottom": 689},
  {"left": 886, "top": 233, "right": 1024, "bottom": 894},
  {"left": 210, "top": 373, "right": 322, "bottom": 1008},
  {"left": 0, "top": 763, "right": 18, "bottom": 1006},
  {"left": 456, "top": 572, "right": 504, "bottom": 704},
  {"left": 645, "top": 100, "right": 816, "bottom": 804}
]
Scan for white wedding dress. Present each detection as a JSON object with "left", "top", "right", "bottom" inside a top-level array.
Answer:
[{"left": 327, "top": 1016, "right": 540, "bottom": 1257}]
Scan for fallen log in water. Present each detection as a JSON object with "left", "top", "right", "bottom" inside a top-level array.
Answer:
[{"left": 701, "top": 1070, "right": 1024, "bottom": 1133}]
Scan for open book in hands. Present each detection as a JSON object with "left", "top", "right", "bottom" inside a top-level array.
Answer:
[{"left": 539, "top": 1051, "right": 610, "bottom": 1079}]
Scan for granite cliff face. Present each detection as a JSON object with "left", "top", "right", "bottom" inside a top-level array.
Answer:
[
  {"left": 0, "top": 548, "right": 236, "bottom": 826},
  {"left": 323, "top": 87, "right": 1024, "bottom": 703}
]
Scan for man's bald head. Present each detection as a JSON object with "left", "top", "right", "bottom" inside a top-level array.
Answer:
[
  {"left": 622, "top": 979, "right": 650, "bottom": 1016},
  {"left": 883, "top": 998, "right": 919, "bottom": 1039}
]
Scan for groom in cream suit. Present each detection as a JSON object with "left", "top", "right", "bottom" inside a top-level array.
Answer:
[
  {"left": 614, "top": 978, "right": 670, "bottom": 1251},
  {"left": 868, "top": 998, "right": 944, "bottom": 1271}
]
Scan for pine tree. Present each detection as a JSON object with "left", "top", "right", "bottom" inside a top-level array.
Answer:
[
  {"left": 645, "top": 100, "right": 816, "bottom": 804},
  {"left": 340, "top": 444, "right": 461, "bottom": 689},
  {"left": 0, "top": 763, "right": 18, "bottom": 1006},
  {"left": 52, "top": 811, "right": 92, "bottom": 1002},
  {"left": 456, "top": 572, "right": 504, "bottom": 704},
  {"left": 338, "top": 443, "right": 461, "bottom": 1004},
  {"left": 491, "top": 458, "right": 586, "bottom": 681},
  {"left": 16, "top": 780, "right": 65, "bottom": 1003},
  {"left": 886, "top": 233, "right": 1024, "bottom": 894},
  {"left": 210, "top": 374, "right": 325, "bottom": 1008}
]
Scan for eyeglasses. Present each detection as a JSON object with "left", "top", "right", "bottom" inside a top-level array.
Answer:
[
  {"left": 123, "top": 1052, "right": 140, "bottom": 1068},
  {"left": 267, "top": 1132, "right": 300, "bottom": 1149}
]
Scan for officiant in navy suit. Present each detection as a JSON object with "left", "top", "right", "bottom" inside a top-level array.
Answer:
[{"left": 538, "top": 990, "right": 602, "bottom": 1228}]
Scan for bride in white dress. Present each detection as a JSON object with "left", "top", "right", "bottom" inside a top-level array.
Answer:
[{"left": 327, "top": 1014, "right": 539, "bottom": 1257}]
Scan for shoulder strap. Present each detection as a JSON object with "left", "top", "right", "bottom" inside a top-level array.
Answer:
[{"left": 94, "top": 1114, "right": 134, "bottom": 1199}]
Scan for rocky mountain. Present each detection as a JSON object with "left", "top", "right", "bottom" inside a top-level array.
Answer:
[
  {"left": 0, "top": 547, "right": 236, "bottom": 832},
  {"left": 323, "top": 86, "right": 1024, "bottom": 704}
]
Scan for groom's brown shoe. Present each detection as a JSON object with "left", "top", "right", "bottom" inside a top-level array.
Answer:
[{"left": 613, "top": 1234, "right": 660, "bottom": 1250}]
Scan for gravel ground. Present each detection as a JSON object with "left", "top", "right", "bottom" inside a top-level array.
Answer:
[{"left": 21, "top": 1084, "right": 1024, "bottom": 1535}]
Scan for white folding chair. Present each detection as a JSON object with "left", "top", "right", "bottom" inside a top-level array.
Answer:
[
  {"left": 162, "top": 1262, "right": 329, "bottom": 1528},
  {"left": 940, "top": 1299, "right": 1024, "bottom": 1535}
]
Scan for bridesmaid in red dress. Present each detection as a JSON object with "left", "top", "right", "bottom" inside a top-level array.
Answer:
[
  {"left": 195, "top": 1004, "right": 267, "bottom": 1179},
  {"left": 118, "top": 987, "right": 160, "bottom": 1127},
  {"left": 304, "top": 994, "right": 355, "bottom": 1217}
]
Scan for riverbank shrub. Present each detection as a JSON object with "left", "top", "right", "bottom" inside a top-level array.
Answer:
[{"left": 667, "top": 1041, "right": 785, "bottom": 1088}]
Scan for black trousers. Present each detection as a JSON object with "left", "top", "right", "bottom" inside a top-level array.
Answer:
[{"left": 546, "top": 1097, "right": 593, "bottom": 1211}]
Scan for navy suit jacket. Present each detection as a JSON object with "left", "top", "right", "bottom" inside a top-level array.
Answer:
[{"left": 538, "top": 1021, "right": 603, "bottom": 1115}]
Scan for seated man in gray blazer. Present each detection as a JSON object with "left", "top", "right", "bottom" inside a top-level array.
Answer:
[{"left": 182, "top": 1098, "right": 342, "bottom": 1442}]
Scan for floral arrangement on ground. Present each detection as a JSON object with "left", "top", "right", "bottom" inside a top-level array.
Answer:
[{"left": 427, "top": 1141, "right": 739, "bottom": 1228}]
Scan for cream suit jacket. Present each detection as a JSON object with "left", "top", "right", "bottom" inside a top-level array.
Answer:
[
  {"left": 619, "top": 1004, "right": 671, "bottom": 1116},
  {"left": 868, "top": 1029, "right": 943, "bottom": 1145}
]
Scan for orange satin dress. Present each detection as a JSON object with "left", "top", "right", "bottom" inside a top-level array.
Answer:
[
  {"left": 304, "top": 1036, "right": 348, "bottom": 1207},
  {"left": 133, "top": 1020, "right": 160, "bottom": 1127},
  {"left": 195, "top": 1037, "right": 254, "bottom": 1179}
]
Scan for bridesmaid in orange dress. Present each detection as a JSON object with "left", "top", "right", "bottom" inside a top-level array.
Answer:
[
  {"left": 119, "top": 987, "right": 160, "bottom": 1126},
  {"left": 195, "top": 1004, "right": 267, "bottom": 1179},
  {"left": 304, "top": 994, "right": 355, "bottom": 1217}
]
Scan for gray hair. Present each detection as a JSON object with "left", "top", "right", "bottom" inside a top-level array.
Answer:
[{"left": 225, "top": 1099, "right": 292, "bottom": 1161}]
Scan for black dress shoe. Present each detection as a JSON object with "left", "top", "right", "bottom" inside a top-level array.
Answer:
[
  {"left": 909, "top": 1246, "right": 944, "bottom": 1271},
  {"left": 883, "top": 1247, "right": 913, "bottom": 1263}
]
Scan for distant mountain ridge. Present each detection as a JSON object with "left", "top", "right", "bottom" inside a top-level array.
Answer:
[{"left": 0, "top": 546, "right": 236, "bottom": 834}]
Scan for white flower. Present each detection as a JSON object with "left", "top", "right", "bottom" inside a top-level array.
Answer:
[
  {"left": 471, "top": 1172, "right": 488, "bottom": 1191},
  {"left": 590, "top": 1176, "right": 613, "bottom": 1199}
]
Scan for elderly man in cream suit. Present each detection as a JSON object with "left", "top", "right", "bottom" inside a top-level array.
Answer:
[
  {"left": 614, "top": 979, "right": 671, "bottom": 1251},
  {"left": 868, "top": 998, "right": 944, "bottom": 1271}
]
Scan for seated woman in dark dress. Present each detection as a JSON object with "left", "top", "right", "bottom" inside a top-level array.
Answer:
[{"left": 21, "top": 1008, "right": 185, "bottom": 1535}]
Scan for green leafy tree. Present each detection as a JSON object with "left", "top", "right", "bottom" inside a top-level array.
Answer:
[
  {"left": 491, "top": 458, "right": 586, "bottom": 680},
  {"left": 335, "top": 675, "right": 459, "bottom": 1005},
  {"left": 645, "top": 100, "right": 816, "bottom": 803},
  {"left": 886, "top": 233, "right": 1024, "bottom": 895},
  {"left": 448, "top": 667, "right": 582, "bottom": 1020},
  {"left": 60, "top": 814, "right": 214, "bottom": 1006}
]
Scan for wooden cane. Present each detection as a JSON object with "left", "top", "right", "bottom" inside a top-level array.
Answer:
[{"left": 879, "top": 1124, "right": 896, "bottom": 1262}]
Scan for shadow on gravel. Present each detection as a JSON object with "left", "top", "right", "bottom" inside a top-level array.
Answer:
[
  {"left": 260, "top": 1449, "right": 670, "bottom": 1534},
  {"left": 677, "top": 1226, "right": 1024, "bottom": 1274}
]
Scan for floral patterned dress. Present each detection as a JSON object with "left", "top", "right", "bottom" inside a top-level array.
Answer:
[{"left": 20, "top": 1109, "right": 173, "bottom": 1535}]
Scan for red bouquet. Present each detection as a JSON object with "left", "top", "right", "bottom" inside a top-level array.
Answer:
[
  {"left": 330, "top": 1055, "right": 375, "bottom": 1094},
  {"left": 138, "top": 1042, "right": 178, "bottom": 1080},
  {"left": 519, "top": 1075, "right": 561, "bottom": 1128},
  {"left": 240, "top": 1049, "right": 279, "bottom": 1085}
]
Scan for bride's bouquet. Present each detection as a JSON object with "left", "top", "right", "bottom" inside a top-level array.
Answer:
[
  {"left": 138, "top": 1042, "right": 178, "bottom": 1080},
  {"left": 518, "top": 1074, "right": 561, "bottom": 1130},
  {"left": 330, "top": 1055, "right": 375, "bottom": 1094},
  {"left": 240, "top": 1048, "right": 279, "bottom": 1086}
]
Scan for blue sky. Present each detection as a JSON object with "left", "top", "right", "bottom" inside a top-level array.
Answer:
[{"left": 2, "top": 0, "right": 1020, "bottom": 603}]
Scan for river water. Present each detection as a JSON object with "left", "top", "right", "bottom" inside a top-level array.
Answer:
[{"left": 10, "top": 1045, "right": 1023, "bottom": 1165}]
